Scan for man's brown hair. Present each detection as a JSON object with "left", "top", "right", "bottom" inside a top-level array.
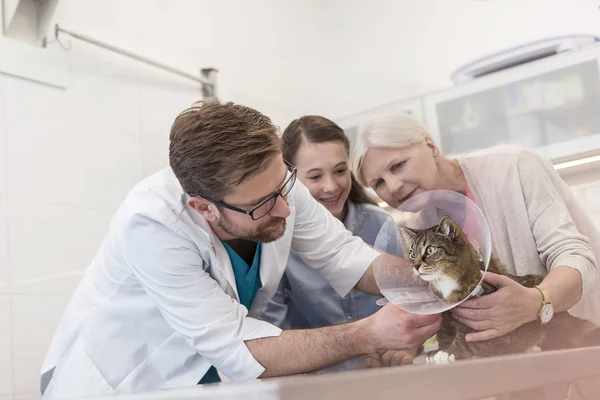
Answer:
[{"left": 169, "top": 101, "right": 282, "bottom": 200}]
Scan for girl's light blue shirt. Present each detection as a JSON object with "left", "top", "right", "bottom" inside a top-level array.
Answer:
[{"left": 261, "top": 200, "right": 394, "bottom": 371}]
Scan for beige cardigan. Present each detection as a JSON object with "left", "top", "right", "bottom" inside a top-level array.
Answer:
[{"left": 457, "top": 145, "right": 600, "bottom": 324}]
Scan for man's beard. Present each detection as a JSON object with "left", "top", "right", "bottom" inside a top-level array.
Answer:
[{"left": 217, "top": 213, "right": 287, "bottom": 243}]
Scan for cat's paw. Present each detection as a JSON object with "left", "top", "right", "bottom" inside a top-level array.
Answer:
[
  {"left": 425, "top": 350, "right": 456, "bottom": 365},
  {"left": 526, "top": 345, "right": 542, "bottom": 353}
]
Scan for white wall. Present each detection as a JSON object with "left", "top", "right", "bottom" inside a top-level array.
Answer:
[
  {"left": 320, "top": 0, "right": 600, "bottom": 121},
  {"left": 1, "top": 0, "right": 599, "bottom": 399},
  {"left": 0, "top": 2, "right": 208, "bottom": 399}
]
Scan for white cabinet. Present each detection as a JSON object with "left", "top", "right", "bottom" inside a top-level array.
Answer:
[
  {"left": 335, "top": 96, "right": 424, "bottom": 148},
  {"left": 422, "top": 43, "right": 600, "bottom": 160},
  {"left": 0, "top": 0, "right": 67, "bottom": 88},
  {"left": 339, "top": 43, "right": 600, "bottom": 162}
]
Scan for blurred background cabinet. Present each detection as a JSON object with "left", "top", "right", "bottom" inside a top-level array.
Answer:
[
  {"left": 423, "top": 43, "right": 600, "bottom": 160},
  {"left": 336, "top": 39, "right": 600, "bottom": 223}
]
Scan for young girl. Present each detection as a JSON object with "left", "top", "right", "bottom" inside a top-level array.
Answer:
[{"left": 261, "top": 116, "right": 392, "bottom": 371}]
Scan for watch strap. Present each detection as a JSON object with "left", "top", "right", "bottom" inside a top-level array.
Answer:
[{"left": 534, "top": 285, "right": 551, "bottom": 305}]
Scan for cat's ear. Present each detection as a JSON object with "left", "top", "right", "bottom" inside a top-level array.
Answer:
[
  {"left": 398, "top": 226, "right": 418, "bottom": 256},
  {"left": 439, "top": 216, "right": 458, "bottom": 239},
  {"left": 399, "top": 226, "right": 418, "bottom": 241}
]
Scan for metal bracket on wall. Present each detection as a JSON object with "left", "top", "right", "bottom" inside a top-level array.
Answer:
[
  {"left": 54, "top": 24, "right": 218, "bottom": 100},
  {"left": 200, "top": 68, "right": 218, "bottom": 100}
]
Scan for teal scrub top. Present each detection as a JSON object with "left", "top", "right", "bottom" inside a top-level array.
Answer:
[{"left": 199, "top": 240, "right": 263, "bottom": 384}]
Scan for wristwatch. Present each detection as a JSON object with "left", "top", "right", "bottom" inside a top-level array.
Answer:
[{"left": 534, "top": 285, "right": 554, "bottom": 324}]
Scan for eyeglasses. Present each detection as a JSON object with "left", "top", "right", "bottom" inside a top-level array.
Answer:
[{"left": 193, "top": 160, "right": 297, "bottom": 220}]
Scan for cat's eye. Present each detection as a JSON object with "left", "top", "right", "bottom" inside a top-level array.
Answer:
[
  {"left": 425, "top": 246, "right": 436, "bottom": 256},
  {"left": 407, "top": 244, "right": 415, "bottom": 260}
]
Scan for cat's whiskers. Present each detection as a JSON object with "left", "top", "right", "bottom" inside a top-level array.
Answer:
[{"left": 408, "top": 272, "right": 420, "bottom": 285}]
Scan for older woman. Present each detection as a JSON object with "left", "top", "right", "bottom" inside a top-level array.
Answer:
[{"left": 350, "top": 112, "right": 600, "bottom": 343}]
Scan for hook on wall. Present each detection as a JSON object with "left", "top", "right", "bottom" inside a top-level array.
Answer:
[
  {"left": 54, "top": 24, "right": 72, "bottom": 51},
  {"left": 49, "top": 23, "right": 218, "bottom": 98}
]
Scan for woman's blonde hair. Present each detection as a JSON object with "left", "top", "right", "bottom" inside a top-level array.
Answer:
[{"left": 350, "top": 112, "right": 433, "bottom": 185}]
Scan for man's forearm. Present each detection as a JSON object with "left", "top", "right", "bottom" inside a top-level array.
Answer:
[
  {"left": 246, "top": 318, "right": 373, "bottom": 378},
  {"left": 355, "top": 253, "right": 413, "bottom": 295},
  {"left": 355, "top": 265, "right": 380, "bottom": 295}
]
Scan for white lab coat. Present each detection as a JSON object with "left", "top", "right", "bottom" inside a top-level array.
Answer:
[{"left": 41, "top": 168, "right": 379, "bottom": 399}]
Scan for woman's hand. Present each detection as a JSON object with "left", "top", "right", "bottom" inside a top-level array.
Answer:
[{"left": 451, "top": 272, "right": 542, "bottom": 342}]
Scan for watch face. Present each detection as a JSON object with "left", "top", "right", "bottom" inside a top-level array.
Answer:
[{"left": 540, "top": 304, "right": 554, "bottom": 324}]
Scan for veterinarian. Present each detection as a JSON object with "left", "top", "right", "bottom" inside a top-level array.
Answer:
[
  {"left": 350, "top": 111, "right": 600, "bottom": 345},
  {"left": 39, "top": 101, "right": 442, "bottom": 399}
]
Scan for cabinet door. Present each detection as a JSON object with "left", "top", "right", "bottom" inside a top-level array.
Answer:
[{"left": 423, "top": 47, "right": 600, "bottom": 160}]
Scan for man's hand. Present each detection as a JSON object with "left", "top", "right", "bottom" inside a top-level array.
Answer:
[
  {"left": 358, "top": 305, "right": 439, "bottom": 369},
  {"left": 248, "top": 303, "right": 440, "bottom": 378},
  {"left": 367, "top": 303, "right": 442, "bottom": 352}
]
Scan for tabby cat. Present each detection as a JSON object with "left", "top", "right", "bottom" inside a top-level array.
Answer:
[{"left": 399, "top": 216, "right": 599, "bottom": 362}]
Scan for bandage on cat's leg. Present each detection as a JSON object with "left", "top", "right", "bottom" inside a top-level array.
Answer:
[
  {"left": 425, "top": 350, "right": 456, "bottom": 364},
  {"left": 526, "top": 345, "right": 542, "bottom": 353}
]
